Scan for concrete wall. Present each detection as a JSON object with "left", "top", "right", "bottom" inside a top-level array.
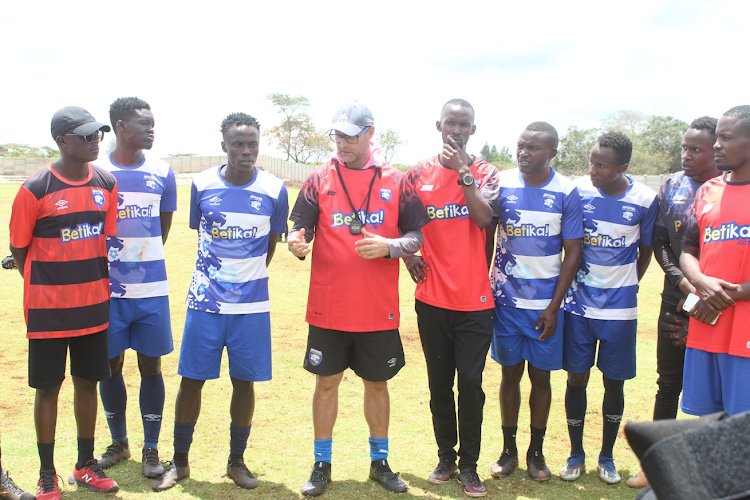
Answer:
[
  {"left": 1, "top": 154, "right": 316, "bottom": 184},
  {"left": 1, "top": 156, "right": 667, "bottom": 190}
]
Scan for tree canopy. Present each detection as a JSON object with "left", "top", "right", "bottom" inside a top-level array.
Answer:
[
  {"left": 552, "top": 110, "right": 689, "bottom": 175},
  {"left": 377, "top": 127, "right": 408, "bottom": 164},
  {"left": 265, "top": 93, "right": 330, "bottom": 163},
  {"left": 0, "top": 143, "right": 59, "bottom": 158}
]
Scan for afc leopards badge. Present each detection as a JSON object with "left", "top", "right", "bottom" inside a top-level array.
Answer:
[
  {"left": 92, "top": 189, "right": 105, "bottom": 208},
  {"left": 380, "top": 188, "right": 392, "bottom": 201},
  {"left": 309, "top": 348, "right": 323, "bottom": 366}
]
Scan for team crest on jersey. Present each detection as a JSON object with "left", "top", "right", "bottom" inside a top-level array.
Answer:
[
  {"left": 622, "top": 205, "right": 635, "bottom": 222},
  {"left": 143, "top": 175, "right": 157, "bottom": 190},
  {"left": 380, "top": 188, "right": 392, "bottom": 201},
  {"left": 92, "top": 189, "right": 105, "bottom": 208},
  {"left": 543, "top": 193, "right": 556, "bottom": 209},
  {"left": 249, "top": 194, "right": 263, "bottom": 211},
  {"left": 309, "top": 348, "right": 323, "bottom": 366}
]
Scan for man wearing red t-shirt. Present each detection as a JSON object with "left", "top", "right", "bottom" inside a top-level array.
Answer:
[
  {"left": 680, "top": 105, "right": 750, "bottom": 416},
  {"left": 9, "top": 107, "right": 119, "bottom": 500},
  {"left": 404, "top": 99, "right": 498, "bottom": 498},
  {"left": 288, "top": 101, "right": 429, "bottom": 496}
]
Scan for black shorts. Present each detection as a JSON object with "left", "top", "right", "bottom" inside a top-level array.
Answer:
[
  {"left": 303, "top": 325, "right": 405, "bottom": 382},
  {"left": 28, "top": 329, "right": 112, "bottom": 389}
]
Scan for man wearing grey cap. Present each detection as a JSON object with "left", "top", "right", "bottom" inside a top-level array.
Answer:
[
  {"left": 288, "top": 101, "right": 430, "bottom": 495},
  {"left": 9, "top": 106, "right": 119, "bottom": 499}
]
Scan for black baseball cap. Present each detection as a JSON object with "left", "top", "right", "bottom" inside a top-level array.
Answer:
[{"left": 51, "top": 106, "right": 111, "bottom": 140}]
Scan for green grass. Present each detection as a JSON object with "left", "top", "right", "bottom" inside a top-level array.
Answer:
[{"left": 0, "top": 182, "right": 670, "bottom": 499}]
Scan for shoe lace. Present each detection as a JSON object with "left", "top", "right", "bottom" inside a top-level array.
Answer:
[
  {"left": 103, "top": 441, "right": 126, "bottom": 457},
  {"left": 435, "top": 460, "right": 455, "bottom": 474},
  {"left": 530, "top": 452, "right": 547, "bottom": 466},
  {"left": 309, "top": 467, "right": 328, "bottom": 482},
  {"left": 38, "top": 471, "right": 59, "bottom": 494},
  {"left": 85, "top": 460, "right": 109, "bottom": 478},
  {"left": 144, "top": 448, "right": 161, "bottom": 466},
  {"left": 2, "top": 472, "right": 25, "bottom": 494},
  {"left": 461, "top": 470, "right": 482, "bottom": 487}
]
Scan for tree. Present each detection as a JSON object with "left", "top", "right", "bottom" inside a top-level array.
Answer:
[
  {"left": 377, "top": 127, "right": 408, "bottom": 164},
  {"left": 552, "top": 126, "right": 599, "bottom": 175},
  {"left": 0, "top": 143, "right": 59, "bottom": 158},
  {"left": 642, "top": 115, "right": 689, "bottom": 173},
  {"left": 480, "top": 142, "right": 492, "bottom": 162},
  {"left": 306, "top": 131, "right": 333, "bottom": 164},
  {"left": 266, "top": 93, "right": 315, "bottom": 162}
]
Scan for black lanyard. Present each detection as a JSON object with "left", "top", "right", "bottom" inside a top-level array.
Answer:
[{"left": 335, "top": 162, "right": 379, "bottom": 234}]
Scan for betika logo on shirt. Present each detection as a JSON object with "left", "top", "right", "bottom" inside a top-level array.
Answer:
[
  {"left": 211, "top": 224, "right": 258, "bottom": 239},
  {"left": 703, "top": 222, "right": 750, "bottom": 243},
  {"left": 60, "top": 222, "right": 104, "bottom": 243},
  {"left": 118, "top": 205, "right": 154, "bottom": 219},
  {"left": 332, "top": 210, "right": 385, "bottom": 228},
  {"left": 584, "top": 230, "right": 626, "bottom": 247},
  {"left": 505, "top": 222, "right": 550, "bottom": 237},
  {"left": 426, "top": 203, "right": 469, "bottom": 220}
]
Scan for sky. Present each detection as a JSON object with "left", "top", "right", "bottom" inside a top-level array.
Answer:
[{"left": 2, "top": 0, "right": 747, "bottom": 165}]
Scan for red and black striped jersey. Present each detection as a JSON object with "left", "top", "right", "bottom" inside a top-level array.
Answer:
[{"left": 10, "top": 164, "right": 118, "bottom": 339}]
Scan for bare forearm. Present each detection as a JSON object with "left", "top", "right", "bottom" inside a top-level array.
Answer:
[
  {"left": 9, "top": 245, "right": 28, "bottom": 278},
  {"left": 679, "top": 247, "right": 703, "bottom": 284},
  {"left": 462, "top": 186, "right": 493, "bottom": 228},
  {"left": 637, "top": 245, "right": 653, "bottom": 282},
  {"left": 726, "top": 281, "right": 750, "bottom": 301}
]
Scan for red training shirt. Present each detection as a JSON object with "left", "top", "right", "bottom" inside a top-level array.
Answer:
[{"left": 9, "top": 164, "right": 118, "bottom": 339}]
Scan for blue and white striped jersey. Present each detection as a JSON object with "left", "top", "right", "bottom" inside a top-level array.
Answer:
[
  {"left": 186, "top": 166, "right": 288, "bottom": 314},
  {"left": 492, "top": 168, "right": 584, "bottom": 310},
  {"left": 564, "top": 176, "right": 658, "bottom": 320},
  {"left": 96, "top": 153, "right": 177, "bottom": 299}
]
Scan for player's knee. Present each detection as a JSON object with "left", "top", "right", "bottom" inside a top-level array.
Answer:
[
  {"left": 137, "top": 353, "right": 161, "bottom": 377},
  {"left": 501, "top": 363, "right": 525, "bottom": 384},
  {"left": 527, "top": 365, "right": 551, "bottom": 388},
  {"left": 316, "top": 373, "right": 344, "bottom": 392},
  {"left": 567, "top": 371, "right": 590, "bottom": 388},
  {"left": 109, "top": 352, "right": 126, "bottom": 375},
  {"left": 179, "top": 376, "right": 206, "bottom": 394},
  {"left": 602, "top": 376, "right": 625, "bottom": 397}
]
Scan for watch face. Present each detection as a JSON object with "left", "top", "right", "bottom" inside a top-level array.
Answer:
[
  {"left": 463, "top": 174, "right": 474, "bottom": 185},
  {"left": 349, "top": 219, "right": 362, "bottom": 235}
]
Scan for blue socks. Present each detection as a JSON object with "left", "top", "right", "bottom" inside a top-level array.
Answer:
[
  {"left": 314, "top": 438, "right": 332, "bottom": 464},
  {"left": 173, "top": 421, "right": 196, "bottom": 455},
  {"left": 369, "top": 437, "right": 389, "bottom": 462},
  {"left": 230, "top": 423, "right": 251, "bottom": 457},
  {"left": 99, "top": 372, "right": 128, "bottom": 442},
  {"left": 140, "top": 373, "right": 165, "bottom": 450}
]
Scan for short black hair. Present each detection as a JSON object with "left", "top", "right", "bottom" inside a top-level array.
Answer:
[
  {"left": 690, "top": 116, "right": 718, "bottom": 138},
  {"left": 525, "top": 121, "right": 558, "bottom": 148},
  {"left": 598, "top": 131, "right": 633, "bottom": 165},
  {"left": 723, "top": 105, "right": 750, "bottom": 135},
  {"left": 443, "top": 98, "right": 474, "bottom": 112},
  {"left": 221, "top": 112, "right": 260, "bottom": 135},
  {"left": 109, "top": 97, "right": 151, "bottom": 133}
]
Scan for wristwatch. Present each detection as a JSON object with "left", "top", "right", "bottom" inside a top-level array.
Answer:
[{"left": 457, "top": 172, "right": 474, "bottom": 186}]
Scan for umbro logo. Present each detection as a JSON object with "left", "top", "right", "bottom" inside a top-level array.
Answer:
[
  {"left": 673, "top": 194, "right": 688, "bottom": 201},
  {"left": 583, "top": 204, "right": 595, "bottom": 212},
  {"left": 507, "top": 195, "right": 518, "bottom": 203},
  {"left": 56, "top": 199, "right": 69, "bottom": 210},
  {"left": 209, "top": 196, "right": 222, "bottom": 205}
]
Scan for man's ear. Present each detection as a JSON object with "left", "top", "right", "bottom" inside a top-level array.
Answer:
[{"left": 221, "top": 141, "right": 227, "bottom": 153}]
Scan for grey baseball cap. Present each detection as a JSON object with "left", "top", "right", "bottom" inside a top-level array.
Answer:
[
  {"left": 51, "top": 106, "right": 111, "bottom": 140},
  {"left": 329, "top": 101, "right": 374, "bottom": 136}
]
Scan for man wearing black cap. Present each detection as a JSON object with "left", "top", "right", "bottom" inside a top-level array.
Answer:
[
  {"left": 288, "top": 101, "right": 430, "bottom": 496},
  {"left": 9, "top": 106, "right": 119, "bottom": 500}
]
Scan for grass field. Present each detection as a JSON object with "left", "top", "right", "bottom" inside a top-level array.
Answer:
[{"left": 0, "top": 182, "right": 671, "bottom": 499}]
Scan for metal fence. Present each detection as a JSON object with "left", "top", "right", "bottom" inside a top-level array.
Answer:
[{"left": 1, "top": 156, "right": 667, "bottom": 190}]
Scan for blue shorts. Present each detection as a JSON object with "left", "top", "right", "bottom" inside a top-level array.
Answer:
[
  {"left": 178, "top": 308, "right": 272, "bottom": 382},
  {"left": 562, "top": 312, "right": 636, "bottom": 380},
  {"left": 681, "top": 348, "right": 750, "bottom": 416},
  {"left": 108, "top": 296, "right": 174, "bottom": 359},
  {"left": 491, "top": 305, "right": 563, "bottom": 371}
]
